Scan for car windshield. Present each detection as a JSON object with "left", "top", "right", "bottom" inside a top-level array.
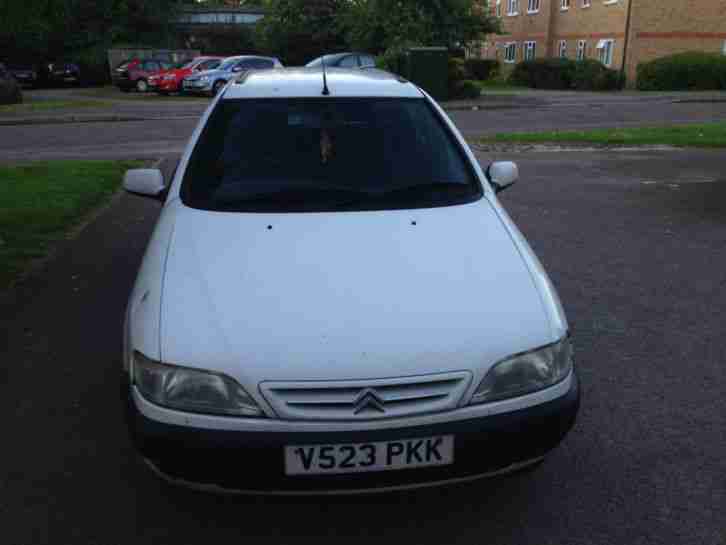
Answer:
[
  {"left": 219, "top": 58, "right": 241, "bottom": 71},
  {"left": 181, "top": 98, "right": 481, "bottom": 213}
]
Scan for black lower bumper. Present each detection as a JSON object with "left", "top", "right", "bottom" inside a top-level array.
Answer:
[{"left": 124, "top": 374, "right": 579, "bottom": 493}]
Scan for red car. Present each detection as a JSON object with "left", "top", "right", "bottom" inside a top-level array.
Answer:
[
  {"left": 113, "top": 58, "right": 174, "bottom": 93},
  {"left": 148, "top": 56, "right": 223, "bottom": 95}
]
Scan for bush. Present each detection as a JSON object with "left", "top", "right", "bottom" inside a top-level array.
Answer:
[
  {"left": 464, "top": 58, "right": 499, "bottom": 80},
  {"left": 509, "top": 58, "right": 576, "bottom": 89},
  {"left": 572, "top": 59, "right": 623, "bottom": 91},
  {"left": 377, "top": 46, "right": 409, "bottom": 75},
  {"left": 74, "top": 46, "right": 111, "bottom": 86},
  {"left": 452, "top": 79, "right": 481, "bottom": 99},
  {"left": 637, "top": 51, "right": 726, "bottom": 91}
]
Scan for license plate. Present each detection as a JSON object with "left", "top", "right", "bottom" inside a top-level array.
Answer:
[{"left": 284, "top": 435, "right": 454, "bottom": 476}]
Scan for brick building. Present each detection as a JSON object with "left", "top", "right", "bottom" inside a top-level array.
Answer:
[{"left": 479, "top": 0, "right": 726, "bottom": 83}]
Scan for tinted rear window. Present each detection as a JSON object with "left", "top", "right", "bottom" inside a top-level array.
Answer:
[{"left": 181, "top": 98, "right": 481, "bottom": 213}]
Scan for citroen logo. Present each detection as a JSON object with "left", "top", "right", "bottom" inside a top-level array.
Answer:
[{"left": 353, "top": 388, "right": 386, "bottom": 415}]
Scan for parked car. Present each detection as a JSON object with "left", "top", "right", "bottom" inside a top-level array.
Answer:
[
  {"left": 113, "top": 58, "right": 173, "bottom": 93},
  {"left": 6, "top": 63, "right": 40, "bottom": 88},
  {"left": 0, "top": 63, "right": 23, "bottom": 104},
  {"left": 306, "top": 52, "right": 377, "bottom": 70},
  {"left": 44, "top": 61, "right": 82, "bottom": 87},
  {"left": 149, "top": 56, "right": 223, "bottom": 95},
  {"left": 121, "top": 68, "right": 580, "bottom": 494},
  {"left": 182, "top": 55, "right": 282, "bottom": 96}
]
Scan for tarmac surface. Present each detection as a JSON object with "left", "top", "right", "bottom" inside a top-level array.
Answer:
[{"left": 1, "top": 148, "right": 724, "bottom": 545}]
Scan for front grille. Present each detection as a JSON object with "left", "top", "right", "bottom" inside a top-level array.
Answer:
[{"left": 260, "top": 372, "right": 472, "bottom": 421}]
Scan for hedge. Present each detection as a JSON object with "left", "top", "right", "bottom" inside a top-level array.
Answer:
[
  {"left": 510, "top": 58, "right": 622, "bottom": 91},
  {"left": 637, "top": 51, "right": 726, "bottom": 91},
  {"left": 464, "top": 58, "right": 499, "bottom": 80}
]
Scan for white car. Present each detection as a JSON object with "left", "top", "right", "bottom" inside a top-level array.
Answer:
[{"left": 122, "top": 68, "right": 579, "bottom": 494}]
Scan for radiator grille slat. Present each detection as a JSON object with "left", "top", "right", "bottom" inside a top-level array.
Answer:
[{"left": 260, "top": 372, "right": 472, "bottom": 421}]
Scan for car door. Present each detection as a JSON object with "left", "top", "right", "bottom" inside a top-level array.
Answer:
[{"left": 142, "top": 60, "right": 161, "bottom": 77}]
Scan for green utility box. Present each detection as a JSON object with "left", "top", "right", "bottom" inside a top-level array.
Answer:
[{"left": 404, "top": 47, "right": 448, "bottom": 102}]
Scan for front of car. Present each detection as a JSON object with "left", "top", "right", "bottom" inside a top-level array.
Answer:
[
  {"left": 154, "top": 58, "right": 208, "bottom": 94},
  {"left": 182, "top": 57, "right": 239, "bottom": 95},
  {"left": 123, "top": 69, "right": 579, "bottom": 494}
]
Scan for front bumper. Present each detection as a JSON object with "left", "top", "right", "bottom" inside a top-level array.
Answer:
[
  {"left": 182, "top": 80, "right": 212, "bottom": 94},
  {"left": 124, "top": 373, "right": 579, "bottom": 494}
]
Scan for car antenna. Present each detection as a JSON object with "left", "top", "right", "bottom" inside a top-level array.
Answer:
[{"left": 321, "top": 55, "right": 330, "bottom": 96}]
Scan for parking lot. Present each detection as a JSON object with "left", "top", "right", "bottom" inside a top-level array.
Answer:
[{"left": 1, "top": 90, "right": 725, "bottom": 544}]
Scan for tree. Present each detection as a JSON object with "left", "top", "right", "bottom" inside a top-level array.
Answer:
[
  {"left": 255, "top": 0, "right": 349, "bottom": 65},
  {"left": 339, "top": 0, "right": 499, "bottom": 54}
]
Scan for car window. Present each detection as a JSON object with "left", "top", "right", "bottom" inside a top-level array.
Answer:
[
  {"left": 338, "top": 55, "right": 359, "bottom": 68},
  {"left": 202, "top": 59, "right": 221, "bottom": 70},
  {"left": 249, "top": 59, "right": 274, "bottom": 70},
  {"left": 143, "top": 61, "right": 160, "bottom": 72},
  {"left": 160, "top": 61, "right": 173, "bottom": 70},
  {"left": 181, "top": 98, "right": 480, "bottom": 213},
  {"left": 360, "top": 55, "right": 376, "bottom": 68}
]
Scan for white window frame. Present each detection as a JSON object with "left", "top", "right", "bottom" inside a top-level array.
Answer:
[
  {"left": 527, "top": 0, "right": 540, "bottom": 13},
  {"left": 524, "top": 41, "right": 537, "bottom": 61},
  {"left": 561, "top": 0, "right": 570, "bottom": 10},
  {"left": 507, "top": 0, "right": 519, "bottom": 16},
  {"left": 582, "top": 0, "right": 591, "bottom": 6},
  {"left": 722, "top": 40, "right": 726, "bottom": 56},
  {"left": 577, "top": 40, "right": 587, "bottom": 61},
  {"left": 504, "top": 42, "right": 518, "bottom": 63},
  {"left": 496, "top": 0, "right": 502, "bottom": 17},
  {"left": 597, "top": 39, "right": 615, "bottom": 66},
  {"left": 559, "top": 40, "right": 567, "bottom": 58}
]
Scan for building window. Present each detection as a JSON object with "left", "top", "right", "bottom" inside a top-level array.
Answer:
[
  {"left": 722, "top": 40, "right": 726, "bottom": 55},
  {"left": 496, "top": 0, "right": 502, "bottom": 17},
  {"left": 577, "top": 40, "right": 587, "bottom": 60},
  {"left": 524, "top": 41, "right": 537, "bottom": 60},
  {"left": 582, "top": 0, "right": 591, "bottom": 6},
  {"left": 561, "top": 0, "right": 570, "bottom": 9},
  {"left": 507, "top": 0, "right": 519, "bottom": 16},
  {"left": 559, "top": 40, "right": 567, "bottom": 58},
  {"left": 527, "top": 0, "right": 540, "bottom": 13},
  {"left": 597, "top": 39, "right": 615, "bottom": 66},
  {"left": 504, "top": 43, "right": 517, "bottom": 63}
]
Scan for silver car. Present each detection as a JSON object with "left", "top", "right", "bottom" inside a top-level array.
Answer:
[{"left": 182, "top": 55, "right": 283, "bottom": 96}]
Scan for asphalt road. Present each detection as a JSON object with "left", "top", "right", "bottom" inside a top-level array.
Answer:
[
  {"left": 2, "top": 90, "right": 726, "bottom": 162},
  {"left": 2, "top": 148, "right": 724, "bottom": 545}
]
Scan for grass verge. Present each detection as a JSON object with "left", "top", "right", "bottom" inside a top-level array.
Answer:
[
  {"left": 0, "top": 99, "right": 113, "bottom": 114},
  {"left": 477, "top": 122, "right": 726, "bottom": 148},
  {"left": 79, "top": 85, "right": 208, "bottom": 101},
  {"left": 0, "top": 160, "right": 143, "bottom": 289}
]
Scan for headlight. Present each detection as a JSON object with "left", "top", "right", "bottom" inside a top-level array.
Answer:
[
  {"left": 470, "top": 337, "right": 573, "bottom": 405},
  {"left": 163, "top": 74, "right": 176, "bottom": 81},
  {"left": 199, "top": 76, "right": 209, "bottom": 82},
  {"left": 132, "top": 351, "right": 263, "bottom": 417}
]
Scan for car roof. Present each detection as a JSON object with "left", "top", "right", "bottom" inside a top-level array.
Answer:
[{"left": 225, "top": 67, "right": 422, "bottom": 99}]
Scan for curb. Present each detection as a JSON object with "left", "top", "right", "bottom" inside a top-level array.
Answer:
[{"left": 0, "top": 114, "right": 200, "bottom": 127}]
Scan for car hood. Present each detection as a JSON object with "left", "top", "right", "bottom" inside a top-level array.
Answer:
[{"left": 159, "top": 199, "right": 555, "bottom": 386}]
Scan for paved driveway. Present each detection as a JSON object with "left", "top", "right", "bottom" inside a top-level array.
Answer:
[{"left": 2, "top": 149, "right": 724, "bottom": 545}]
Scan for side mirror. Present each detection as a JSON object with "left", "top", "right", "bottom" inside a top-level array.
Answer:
[
  {"left": 123, "top": 169, "right": 166, "bottom": 201},
  {"left": 487, "top": 161, "right": 519, "bottom": 193}
]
